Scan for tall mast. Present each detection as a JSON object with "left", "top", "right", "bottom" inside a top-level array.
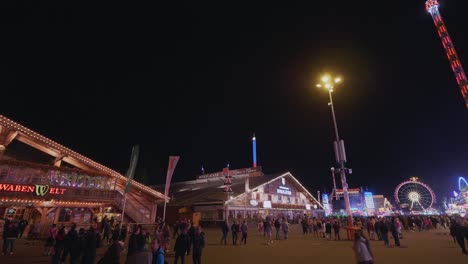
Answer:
[
  {"left": 426, "top": 0, "right": 468, "bottom": 108},
  {"left": 252, "top": 133, "right": 257, "bottom": 168}
]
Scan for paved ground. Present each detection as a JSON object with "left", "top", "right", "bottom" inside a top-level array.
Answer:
[{"left": 1, "top": 225, "right": 466, "bottom": 263}]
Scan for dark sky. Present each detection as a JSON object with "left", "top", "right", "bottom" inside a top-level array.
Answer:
[{"left": 2, "top": 1, "right": 468, "bottom": 203}]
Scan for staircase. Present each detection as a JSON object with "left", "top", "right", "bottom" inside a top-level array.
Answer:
[{"left": 114, "top": 191, "right": 152, "bottom": 224}]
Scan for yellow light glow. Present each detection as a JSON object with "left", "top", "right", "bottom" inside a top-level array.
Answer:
[
  {"left": 316, "top": 84, "right": 322, "bottom": 88},
  {"left": 325, "top": 83, "right": 331, "bottom": 89},
  {"left": 334, "top": 77, "right": 342, "bottom": 83},
  {"left": 321, "top": 75, "right": 330, "bottom": 83}
]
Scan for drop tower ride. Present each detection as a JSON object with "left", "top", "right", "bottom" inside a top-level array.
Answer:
[{"left": 426, "top": 0, "right": 468, "bottom": 108}]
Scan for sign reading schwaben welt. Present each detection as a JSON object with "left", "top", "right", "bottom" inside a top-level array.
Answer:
[{"left": 0, "top": 184, "right": 66, "bottom": 196}]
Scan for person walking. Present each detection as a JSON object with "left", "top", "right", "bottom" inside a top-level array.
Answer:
[
  {"left": 44, "top": 223, "right": 58, "bottom": 256},
  {"left": 325, "top": 220, "right": 332, "bottom": 240},
  {"left": 231, "top": 221, "right": 239, "bottom": 245},
  {"left": 380, "top": 219, "right": 390, "bottom": 247},
  {"left": 2, "top": 220, "right": 19, "bottom": 255},
  {"left": 174, "top": 228, "right": 190, "bottom": 264},
  {"left": 81, "top": 227, "right": 98, "bottom": 264},
  {"left": 51, "top": 227, "right": 66, "bottom": 264},
  {"left": 390, "top": 218, "right": 401, "bottom": 247},
  {"left": 274, "top": 218, "right": 281, "bottom": 240},
  {"left": 281, "top": 219, "right": 290, "bottom": 240},
  {"left": 152, "top": 238, "right": 165, "bottom": 264},
  {"left": 353, "top": 232, "right": 374, "bottom": 264},
  {"left": 333, "top": 220, "right": 341, "bottom": 240},
  {"left": 191, "top": 226, "right": 205, "bottom": 264},
  {"left": 220, "top": 221, "right": 229, "bottom": 245},
  {"left": 264, "top": 217, "right": 273, "bottom": 245},
  {"left": 367, "top": 218, "right": 375, "bottom": 240},
  {"left": 17, "top": 218, "right": 28, "bottom": 239},
  {"left": 126, "top": 235, "right": 152, "bottom": 264},
  {"left": 97, "top": 239, "right": 125, "bottom": 264},
  {"left": 61, "top": 223, "right": 78, "bottom": 263},
  {"left": 240, "top": 221, "right": 248, "bottom": 245},
  {"left": 450, "top": 219, "right": 468, "bottom": 255}
]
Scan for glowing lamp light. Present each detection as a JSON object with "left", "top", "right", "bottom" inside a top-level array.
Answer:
[
  {"left": 453, "top": 190, "right": 458, "bottom": 197},
  {"left": 321, "top": 75, "right": 330, "bottom": 83}
]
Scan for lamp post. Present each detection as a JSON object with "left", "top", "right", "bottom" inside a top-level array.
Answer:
[{"left": 317, "top": 74, "right": 355, "bottom": 239}]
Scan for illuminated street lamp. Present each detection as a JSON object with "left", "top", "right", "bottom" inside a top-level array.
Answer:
[{"left": 317, "top": 74, "right": 356, "bottom": 239}]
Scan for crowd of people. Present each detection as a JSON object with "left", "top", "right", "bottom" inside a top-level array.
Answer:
[
  {"left": 1, "top": 212, "right": 467, "bottom": 264},
  {"left": 0, "top": 216, "right": 202, "bottom": 264},
  {"left": 219, "top": 213, "right": 468, "bottom": 261}
]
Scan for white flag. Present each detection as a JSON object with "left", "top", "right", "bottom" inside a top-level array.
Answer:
[{"left": 164, "top": 156, "right": 180, "bottom": 197}]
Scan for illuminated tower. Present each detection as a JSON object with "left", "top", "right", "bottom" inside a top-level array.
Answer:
[
  {"left": 252, "top": 133, "right": 257, "bottom": 167},
  {"left": 426, "top": 0, "right": 468, "bottom": 108}
]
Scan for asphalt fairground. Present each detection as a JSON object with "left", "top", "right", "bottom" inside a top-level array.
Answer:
[{"left": 1, "top": 224, "right": 466, "bottom": 264}]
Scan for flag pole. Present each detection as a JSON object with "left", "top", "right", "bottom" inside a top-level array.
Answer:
[
  {"left": 120, "top": 193, "right": 128, "bottom": 229},
  {"left": 163, "top": 156, "right": 180, "bottom": 223},
  {"left": 162, "top": 198, "right": 168, "bottom": 223},
  {"left": 120, "top": 145, "right": 140, "bottom": 229}
]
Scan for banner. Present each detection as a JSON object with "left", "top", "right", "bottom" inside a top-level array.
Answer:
[
  {"left": 164, "top": 156, "right": 180, "bottom": 197},
  {"left": 124, "top": 145, "right": 140, "bottom": 193}
]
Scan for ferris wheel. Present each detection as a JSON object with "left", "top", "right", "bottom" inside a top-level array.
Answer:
[{"left": 394, "top": 177, "right": 436, "bottom": 212}]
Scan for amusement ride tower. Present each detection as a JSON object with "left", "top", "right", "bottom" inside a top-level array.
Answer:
[{"left": 426, "top": 0, "right": 468, "bottom": 108}]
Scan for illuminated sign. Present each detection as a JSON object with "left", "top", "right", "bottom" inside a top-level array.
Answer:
[
  {"left": 364, "top": 192, "right": 375, "bottom": 209},
  {"left": 322, "top": 193, "right": 331, "bottom": 216},
  {"left": 305, "top": 204, "right": 311, "bottom": 210},
  {"left": 0, "top": 184, "right": 66, "bottom": 196},
  {"left": 276, "top": 186, "right": 291, "bottom": 195},
  {"left": 322, "top": 194, "right": 329, "bottom": 204},
  {"left": 263, "top": 200, "right": 272, "bottom": 208},
  {"left": 250, "top": 200, "right": 258, "bottom": 206}
]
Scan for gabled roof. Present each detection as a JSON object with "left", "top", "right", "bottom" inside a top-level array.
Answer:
[
  {"left": 0, "top": 115, "right": 167, "bottom": 200},
  {"left": 152, "top": 172, "right": 322, "bottom": 208}
]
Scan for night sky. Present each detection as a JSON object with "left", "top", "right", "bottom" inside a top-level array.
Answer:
[{"left": 2, "top": 1, "right": 468, "bottom": 203}]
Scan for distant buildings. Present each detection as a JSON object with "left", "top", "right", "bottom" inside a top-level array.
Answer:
[
  {"left": 331, "top": 188, "right": 392, "bottom": 216},
  {"left": 152, "top": 167, "right": 324, "bottom": 224}
]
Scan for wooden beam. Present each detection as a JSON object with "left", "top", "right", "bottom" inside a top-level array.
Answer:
[
  {"left": 16, "top": 134, "right": 61, "bottom": 157},
  {"left": 5, "top": 131, "right": 18, "bottom": 145},
  {"left": 16, "top": 134, "right": 99, "bottom": 172},
  {"left": 47, "top": 207, "right": 57, "bottom": 214},
  {"left": 62, "top": 156, "right": 100, "bottom": 173},
  {"left": 0, "top": 126, "right": 17, "bottom": 147},
  {"left": 54, "top": 154, "right": 66, "bottom": 167}
]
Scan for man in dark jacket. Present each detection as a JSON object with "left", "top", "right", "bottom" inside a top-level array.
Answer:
[
  {"left": 451, "top": 219, "right": 467, "bottom": 255},
  {"left": 380, "top": 219, "right": 390, "bottom": 247},
  {"left": 191, "top": 227, "right": 205, "bottom": 264},
  {"left": 220, "top": 221, "right": 229, "bottom": 245},
  {"left": 17, "top": 218, "right": 28, "bottom": 239},
  {"left": 187, "top": 224, "right": 196, "bottom": 254},
  {"left": 390, "top": 218, "right": 401, "bottom": 247},
  {"left": 274, "top": 218, "right": 281, "bottom": 240},
  {"left": 61, "top": 224, "right": 78, "bottom": 263},
  {"left": 231, "top": 221, "right": 239, "bottom": 245},
  {"left": 174, "top": 229, "right": 190, "bottom": 264},
  {"left": 81, "top": 227, "right": 97, "bottom": 264},
  {"left": 2, "top": 220, "right": 18, "bottom": 255}
]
